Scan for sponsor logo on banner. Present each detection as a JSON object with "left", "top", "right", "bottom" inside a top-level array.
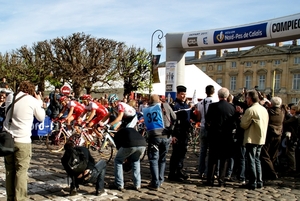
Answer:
[
  {"left": 166, "top": 84, "right": 173, "bottom": 92},
  {"left": 203, "top": 37, "right": 208, "bottom": 45},
  {"left": 187, "top": 37, "right": 198, "bottom": 47},
  {"left": 271, "top": 17, "right": 300, "bottom": 33},
  {"left": 213, "top": 23, "right": 268, "bottom": 43}
]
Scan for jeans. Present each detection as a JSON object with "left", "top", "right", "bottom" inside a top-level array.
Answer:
[
  {"left": 198, "top": 127, "right": 208, "bottom": 176},
  {"left": 5, "top": 142, "right": 32, "bottom": 201},
  {"left": 226, "top": 157, "right": 234, "bottom": 177},
  {"left": 237, "top": 145, "right": 246, "bottom": 181},
  {"left": 90, "top": 160, "right": 106, "bottom": 191},
  {"left": 148, "top": 136, "right": 171, "bottom": 188},
  {"left": 246, "top": 143, "right": 263, "bottom": 188},
  {"left": 114, "top": 146, "right": 146, "bottom": 188}
]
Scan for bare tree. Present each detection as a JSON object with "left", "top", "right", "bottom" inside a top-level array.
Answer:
[{"left": 115, "top": 45, "right": 151, "bottom": 98}]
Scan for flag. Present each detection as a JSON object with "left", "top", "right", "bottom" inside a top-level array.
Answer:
[
  {"left": 192, "top": 89, "right": 198, "bottom": 104},
  {"left": 152, "top": 55, "right": 161, "bottom": 83}
]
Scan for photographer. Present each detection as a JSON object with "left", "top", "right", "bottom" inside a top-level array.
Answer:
[
  {"left": 4, "top": 81, "right": 45, "bottom": 201},
  {"left": 143, "top": 94, "right": 176, "bottom": 190}
]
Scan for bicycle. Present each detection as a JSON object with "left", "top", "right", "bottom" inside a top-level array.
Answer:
[
  {"left": 188, "top": 121, "right": 201, "bottom": 157},
  {"left": 45, "top": 119, "right": 74, "bottom": 153},
  {"left": 95, "top": 126, "right": 117, "bottom": 163}
]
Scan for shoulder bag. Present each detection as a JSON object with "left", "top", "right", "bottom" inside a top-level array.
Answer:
[{"left": 0, "top": 93, "right": 27, "bottom": 156}]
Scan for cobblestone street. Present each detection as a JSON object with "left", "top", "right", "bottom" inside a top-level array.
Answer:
[{"left": 0, "top": 139, "right": 299, "bottom": 200}]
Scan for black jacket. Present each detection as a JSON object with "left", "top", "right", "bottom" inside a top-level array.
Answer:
[{"left": 114, "top": 128, "right": 147, "bottom": 150}]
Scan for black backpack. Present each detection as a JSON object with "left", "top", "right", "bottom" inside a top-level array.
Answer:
[{"left": 62, "top": 147, "right": 88, "bottom": 176}]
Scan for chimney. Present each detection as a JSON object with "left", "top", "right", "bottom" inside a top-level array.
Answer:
[
  {"left": 275, "top": 42, "right": 283, "bottom": 47},
  {"left": 194, "top": 51, "right": 201, "bottom": 59},
  {"left": 216, "top": 49, "right": 223, "bottom": 57},
  {"left": 292, "top": 39, "right": 298, "bottom": 46}
]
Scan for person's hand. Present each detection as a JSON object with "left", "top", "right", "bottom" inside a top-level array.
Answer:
[
  {"left": 34, "top": 91, "right": 42, "bottom": 100},
  {"left": 171, "top": 137, "right": 178, "bottom": 144},
  {"left": 236, "top": 106, "right": 243, "bottom": 113},
  {"left": 286, "top": 132, "right": 291, "bottom": 139}
]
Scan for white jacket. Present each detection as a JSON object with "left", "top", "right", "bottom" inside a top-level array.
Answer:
[{"left": 4, "top": 92, "right": 45, "bottom": 143}]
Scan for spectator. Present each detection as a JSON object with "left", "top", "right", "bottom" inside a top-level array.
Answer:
[
  {"left": 0, "top": 93, "right": 6, "bottom": 131},
  {"left": 261, "top": 97, "right": 285, "bottom": 180},
  {"left": 46, "top": 88, "right": 62, "bottom": 119},
  {"left": 4, "top": 81, "right": 45, "bottom": 200},
  {"left": 168, "top": 85, "right": 190, "bottom": 182},
  {"left": 204, "top": 88, "right": 236, "bottom": 187},
  {"left": 43, "top": 96, "right": 50, "bottom": 110},
  {"left": 143, "top": 94, "right": 176, "bottom": 190},
  {"left": 0, "top": 77, "right": 9, "bottom": 89},
  {"left": 110, "top": 128, "right": 147, "bottom": 191},
  {"left": 61, "top": 139, "right": 107, "bottom": 196},
  {"left": 138, "top": 100, "right": 148, "bottom": 113},
  {"left": 283, "top": 105, "right": 300, "bottom": 174},
  {"left": 197, "top": 85, "right": 217, "bottom": 179},
  {"left": 240, "top": 90, "right": 269, "bottom": 190}
]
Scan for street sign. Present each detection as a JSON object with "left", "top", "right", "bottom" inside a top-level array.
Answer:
[{"left": 60, "top": 85, "right": 71, "bottom": 95}]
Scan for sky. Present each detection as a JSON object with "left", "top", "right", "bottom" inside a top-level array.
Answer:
[{"left": 0, "top": 0, "right": 299, "bottom": 62}]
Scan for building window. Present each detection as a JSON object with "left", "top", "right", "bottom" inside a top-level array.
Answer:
[
  {"left": 230, "top": 76, "right": 236, "bottom": 90},
  {"left": 231, "top": 61, "right": 236, "bottom": 68},
  {"left": 245, "top": 75, "right": 252, "bottom": 90},
  {"left": 294, "top": 57, "right": 300, "bottom": 64},
  {"left": 202, "top": 66, "right": 206, "bottom": 72},
  {"left": 274, "top": 74, "right": 281, "bottom": 90},
  {"left": 260, "top": 61, "right": 266, "bottom": 66},
  {"left": 217, "top": 65, "right": 222, "bottom": 71},
  {"left": 258, "top": 75, "right": 266, "bottom": 90},
  {"left": 292, "top": 74, "right": 300, "bottom": 90},
  {"left": 274, "top": 60, "right": 280, "bottom": 65},
  {"left": 216, "top": 78, "right": 222, "bottom": 86},
  {"left": 291, "top": 98, "right": 300, "bottom": 105},
  {"left": 245, "top": 62, "right": 251, "bottom": 67}
]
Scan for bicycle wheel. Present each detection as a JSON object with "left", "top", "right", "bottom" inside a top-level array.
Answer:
[
  {"left": 46, "top": 130, "right": 67, "bottom": 153},
  {"left": 99, "top": 140, "right": 114, "bottom": 163}
]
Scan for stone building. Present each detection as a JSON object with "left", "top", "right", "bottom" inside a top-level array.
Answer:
[{"left": 186, "top": 40, "right": 300, "bottom": 104}]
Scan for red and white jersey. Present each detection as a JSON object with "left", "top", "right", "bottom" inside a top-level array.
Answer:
[
  {"left": 85, "top": 102, "right": 108, "bottom": 119},
  {"left": 117, "top": 102, "right": 136, "bottom": 118},
  {"left": 67, "top": 100, "right": 85, "bottom": 115}
]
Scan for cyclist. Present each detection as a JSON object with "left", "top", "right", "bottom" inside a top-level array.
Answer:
[
  {"left": 55, "top": 96, "right": 86, "bottom": 133},
  {"left": 80, "top": 94, "right": 109, "bottom": 137},
  {"left": 104, "top": 94, "right": 137, "bottom": 130}
]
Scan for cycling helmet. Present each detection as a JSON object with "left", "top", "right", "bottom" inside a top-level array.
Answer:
[
  {"left": 81, "top": 94, "right": 92, "bottom": 100},
  {"left": 108, "top": 94, "right": 119, "bottom": 103},
  {"left": 59, "top": 96, "right": 68, "bottom": 102}
]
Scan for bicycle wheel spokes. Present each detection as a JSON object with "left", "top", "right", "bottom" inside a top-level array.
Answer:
[{"left": 46, "top": 130, "right": 66, "bottom": 153}]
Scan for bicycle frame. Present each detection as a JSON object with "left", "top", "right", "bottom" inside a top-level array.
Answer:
[{"left": 101, "top": 129, "right": 116, "bottom": 149}]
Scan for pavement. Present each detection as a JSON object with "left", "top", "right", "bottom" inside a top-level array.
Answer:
[{"left": 0, "top": 139, "right": 299, "bottom": 201}]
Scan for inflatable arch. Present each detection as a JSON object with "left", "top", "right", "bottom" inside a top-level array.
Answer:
[{"left": 164, "top": 13, "right": 300, "bottom": 100}]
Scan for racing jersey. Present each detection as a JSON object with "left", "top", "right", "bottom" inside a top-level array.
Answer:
[
  {"left": 67, "top": 100, "right": 85, "bottom": 115},
  {"left": 85, "top": 101, "right": 108, "bottom": 119},
  {"left": 118, "top": 102, "right": 136, "bottom": 118}
]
